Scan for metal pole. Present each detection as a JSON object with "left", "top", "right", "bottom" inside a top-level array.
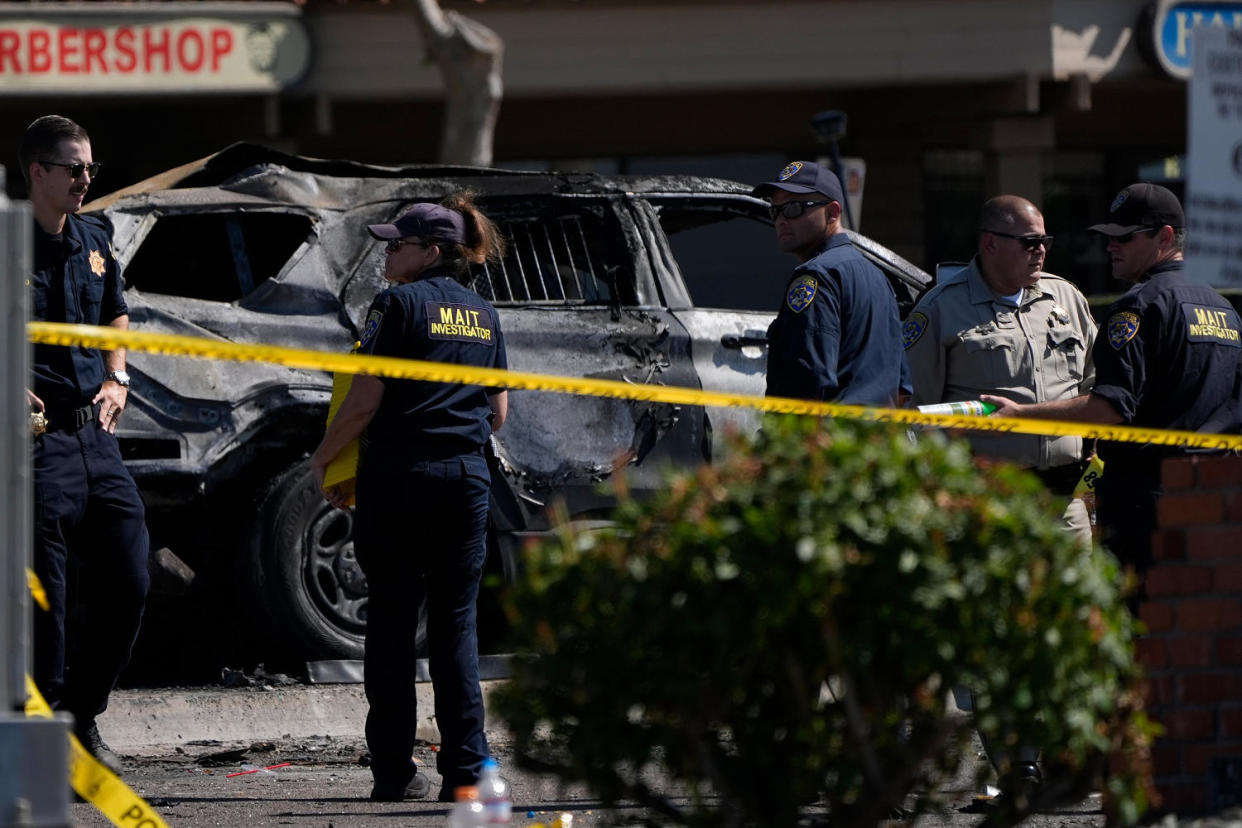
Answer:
[{"left": 0, "top": 166, "right": 69, "bottom": 827}]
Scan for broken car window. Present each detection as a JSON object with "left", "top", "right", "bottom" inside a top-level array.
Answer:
[
  {"left": 125, "top": 212, "right": 313, "bottom": 302},
  {"left": 471, "top": 215, "right": 613, "bottom": 305},
  {"left": 655, "top": 203, "right": 784, "bottom": 312}
]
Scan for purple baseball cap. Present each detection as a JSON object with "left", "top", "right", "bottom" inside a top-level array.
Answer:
[
  {"left": 367, "top": 202, "right": 466, "bottom": 244},
  {"left": 751, "top": 160, "right": 845, "bottom": 204}
]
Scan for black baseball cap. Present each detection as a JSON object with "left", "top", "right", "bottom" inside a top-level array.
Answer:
[
  {"left": 367, "top": 202, "right": 466, "bottom": 244},
  {"left": 751, "top": 160, "right": 844, "bottom": 204},
  {"left": 1088, "top": 182, "right": 1185, "bottom": 237}
]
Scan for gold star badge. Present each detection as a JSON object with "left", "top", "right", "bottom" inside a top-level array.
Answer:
[{"left": 88, "top": 249, "right": 105, "bottom": 277}]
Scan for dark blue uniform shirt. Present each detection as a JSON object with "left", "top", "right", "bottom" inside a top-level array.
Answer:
[
  {"left": 358, "top": 269, "right": 507, "bottom": 459},
  {"left": 31, "top": 213, "right": 127, "bottom": 409},
  {"left": 1093, "top": 260, "right": 1242, "bottom": 479},
  {"left": 765, "top": 233, "right": 904, "bottom": 404}
]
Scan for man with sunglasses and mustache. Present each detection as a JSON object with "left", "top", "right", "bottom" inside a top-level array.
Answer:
[
  {"left": 753, "top": 161, "right": 905, "bottom": 404},
  {"left": 21, "top": 114, "right": 149, "bottom": 776},
  {"left": 907, "top": 195, "right": 1097, "bottom": 797},
  {"left": 985, "top": 184, "right": 1242, "bottom": 575},
  {"left": 905, "top": 196, "right": 1096, "bottom": 548}
]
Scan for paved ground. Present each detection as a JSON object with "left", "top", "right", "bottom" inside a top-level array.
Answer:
[
  {"left": 61, "top": 682, "right": 1241, "bottom": 826},
  {"left": 59, "top": 682, "right": 1117, "bottom": 827},
  {"left": 71, "top": 731, "right": 1115, "bottom": 828}
]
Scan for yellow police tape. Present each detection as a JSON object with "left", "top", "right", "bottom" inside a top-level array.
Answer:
[
  {"left": 26, "top": 566, "right": 49, "bottom": 611},
  {"left": 28, "top": 321, "right": 1242, "bottom": 451},
  {"left": 24, "top": 677, "right": 170, "bottom": 828},
  {"left": 24, "top": 568, "right": 170, "bottom": 827}
]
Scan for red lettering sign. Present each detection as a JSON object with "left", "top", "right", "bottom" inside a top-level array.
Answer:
[
  {"left": 28, "top": 30, "right": 50, "bottom": 73},
  {"left": 57, "top": 27, "right": 79, "bottom": 74},
  {"left": 143, "top": 26, "right": 169, "bottom": 73},
  {"left": 211, "top": 28, "right": 232, "bottom": 72},
  {"left": 177, "top": 29, "right": 203, "bottom": 72},
  {"left": 82, "top": 28, "right": 107, "bottom": 74},
  {"left": 114, "top": 27, "right": 136, "bottom": 73},
  {"left": 0, "top": 30, "right": 20, "bottom": 72},
  {"left": 0, "top": 18, "right": 305, "bottom": 89}
]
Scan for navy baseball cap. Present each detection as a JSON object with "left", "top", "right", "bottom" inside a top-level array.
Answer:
[
  {"left": 751, "top": 160, "right": 844, "bottom": 204},
  {"left": 1088, "top": 182, "right": 1185, "bottom": 237},
  {"left": 367, "top": 202, "right": 466, "bottom": 244}
]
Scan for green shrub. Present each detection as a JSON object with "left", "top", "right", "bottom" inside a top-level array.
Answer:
[{"left": 493, "top": 415, "right": 1155, "bottom": 827}]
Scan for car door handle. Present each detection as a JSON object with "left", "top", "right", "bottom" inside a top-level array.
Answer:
[{"left": 721, "top": 335, "right": 769, "bottom": 349}]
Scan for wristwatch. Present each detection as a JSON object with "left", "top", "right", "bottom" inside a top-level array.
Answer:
[{"left": 106, "top": 369, "right": 131, "bottom": 387}]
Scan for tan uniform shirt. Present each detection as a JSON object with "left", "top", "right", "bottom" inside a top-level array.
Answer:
[{"left": 904, "top": 258, "right": 1096, "bottom": 469}]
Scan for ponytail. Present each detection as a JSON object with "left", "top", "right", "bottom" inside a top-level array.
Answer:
[{"left": 430, "top": 190, "right": 505, "bottom": 282}]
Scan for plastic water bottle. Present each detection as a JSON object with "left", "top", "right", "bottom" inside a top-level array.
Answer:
[
  {"left": 448, "top": 786, "right": 484, "bottom": 828},
  {"left": 478, "top": 757, "right": 512, "bottom": 824},
  {"left": 916, "top": 400, "right": 998, "bottom": 416}
]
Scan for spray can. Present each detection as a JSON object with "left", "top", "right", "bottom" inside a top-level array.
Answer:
[{"left": 916, "top": 400, "right": 998, "bottom": 416}]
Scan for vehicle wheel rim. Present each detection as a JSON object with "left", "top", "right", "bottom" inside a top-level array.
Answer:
[{"left": 304, "top": 504, "right": 367, "bottom": 637}]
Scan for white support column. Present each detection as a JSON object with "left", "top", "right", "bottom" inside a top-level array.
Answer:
[{"left": 0, "top": 168, "right": 69, "bottom": 828}]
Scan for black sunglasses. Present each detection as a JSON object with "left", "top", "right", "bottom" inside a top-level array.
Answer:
[
  {"left": 768, "top": 200, "right": 832, "bottom": 221},
  {"left": 1112, "top": 228, "right": 1160, "bottom": 244},
  {"left": 384, "top": 238, "right": 429, "bottom": 253},
  {"left": 984, "top": 230, "right": 1054, "bottom": 252},
  {"left": 41, "top": 160, "right": 101, "bottom": 179}
]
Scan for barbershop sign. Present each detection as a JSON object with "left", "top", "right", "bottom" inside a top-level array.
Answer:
[
  {"left": 1142, "top": 0, "right": 1242, "bottom": 78},
  {"left": 0, "top": 2, "right": 309, "bottom": 93}
]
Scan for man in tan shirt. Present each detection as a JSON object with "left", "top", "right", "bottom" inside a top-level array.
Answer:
[{"left": 904, "top": 195, "right": 1096, "bottom": 545}]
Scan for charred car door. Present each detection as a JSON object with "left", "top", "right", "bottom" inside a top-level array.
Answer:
[{"left": 638, "top": 192, "right": 932, "bottom": 457}]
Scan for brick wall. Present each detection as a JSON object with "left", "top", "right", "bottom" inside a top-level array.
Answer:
[{"left": 1139, "top": 455, "right": 1242, "bottom": 813}]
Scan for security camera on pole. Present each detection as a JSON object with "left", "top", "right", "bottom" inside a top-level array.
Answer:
[{"left": 811, "top": 109, "right": 866, "bottom": 232}]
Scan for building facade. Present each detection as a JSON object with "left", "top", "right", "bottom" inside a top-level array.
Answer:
[{"left": 0, "top": 0, "right": 1225, "bottom": 292}]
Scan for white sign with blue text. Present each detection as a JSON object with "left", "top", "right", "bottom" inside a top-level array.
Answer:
[{"left": 1186, "top": 25, "right": 1242, "bottom": 287}]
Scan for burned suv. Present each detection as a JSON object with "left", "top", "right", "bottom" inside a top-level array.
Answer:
[{"left": 89, "top": 144, "right": 930, "bottom": 664}]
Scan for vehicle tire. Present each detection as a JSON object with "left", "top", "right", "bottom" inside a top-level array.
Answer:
[{"left": 245, "top": 460, "right": 426, "bottom": 662}]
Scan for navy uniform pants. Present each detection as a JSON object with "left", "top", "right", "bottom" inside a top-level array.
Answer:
[
  {"left": 1097, "top": 464, "right": 1160, "bottom": 577},
  {"left": 354, "top": 449, "right": 491, "bottom": 793},
  {"left": 32, "top": 412, "right": 150, "bottom": 723}
]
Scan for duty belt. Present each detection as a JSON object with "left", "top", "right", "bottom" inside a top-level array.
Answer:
[
  {"left": 42, "top": 404, "right": 96, "bottom": 434},
  {"left": 1033, "top": 460, "right": 1088, "bottom": 498}
]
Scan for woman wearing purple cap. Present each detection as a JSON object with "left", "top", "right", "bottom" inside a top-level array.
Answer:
[{"left": 311, "top": 192, "right": 508, "bottom": 803}]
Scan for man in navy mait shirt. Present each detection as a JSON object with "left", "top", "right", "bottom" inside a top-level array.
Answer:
[
  {"left": 752, "top": 161, "right": 905, "bottom": 405},
  {"left": 985, "top": 183, "right": 1242, "bottom": 572}
]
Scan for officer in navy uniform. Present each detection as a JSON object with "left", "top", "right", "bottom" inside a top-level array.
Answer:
[
  {"left": 22, "top": 115, "right": 150, "bottom": 774},
  {"left": 311, "top": 196, "right": 509, "bottom": 803},
  {"left": 985, "top": 183, "right": 1242, "bottom": 572},
  {"left": 753, "top": 161, "right": 905, "bottom": 405}
]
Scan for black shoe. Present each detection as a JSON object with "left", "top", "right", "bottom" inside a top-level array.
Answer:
[
  {"left": 1018, "top": 761, "right": 1043, "bottom": 787},
  {"left": 370, "top": 771, "right": 431, "bottom": 802},
  {"left": 961, "top": 763, "right": 1043, "bottom": 813},
  {"left": 75, "top": 721, "right": 123, "bottom": 775}
]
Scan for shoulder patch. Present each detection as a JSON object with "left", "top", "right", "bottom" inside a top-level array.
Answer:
[
  {"left": 786, "top": 275, "right": 817, "bottom": 313},
  {"left": 88, "top": 249, "right": 105, "bottom": 277},
  {"left": 1107, "top": 311, "right": 1140, "bottom": 350},
  {"left": 902, "top": 312, "right": 928, "bottom": 350},
  {"left": 360, "top": 309, "right": 384, "bottom": 346}
]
